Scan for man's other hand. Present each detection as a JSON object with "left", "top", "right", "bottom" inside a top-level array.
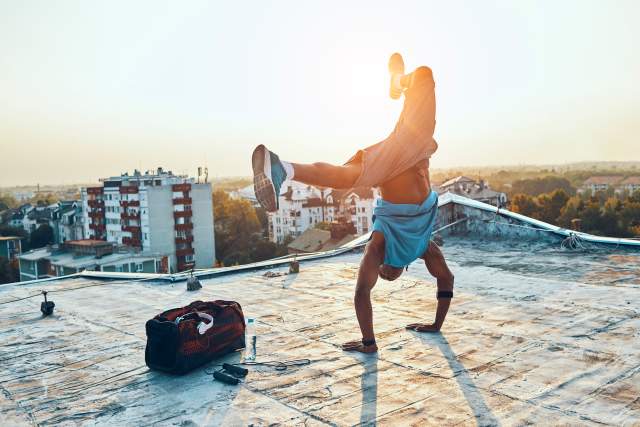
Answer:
[{"left": 406, "top": 323, "right": 441, "bottom": 333}]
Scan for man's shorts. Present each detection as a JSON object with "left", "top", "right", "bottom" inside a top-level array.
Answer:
[
  {"left": 371, "top": 190, "right": 439, "bottom": 268},
  {"left": 345, "top": 66, "right": 439, "bottom": 188}
]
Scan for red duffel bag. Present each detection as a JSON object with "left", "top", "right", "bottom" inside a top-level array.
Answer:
[{"left": 145, "top": 300, "right": 246, "bottom": 374}]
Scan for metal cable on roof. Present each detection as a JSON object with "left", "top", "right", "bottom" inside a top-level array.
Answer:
[{"left": 0, "top": 277, "right": 155, "bottom": 306}]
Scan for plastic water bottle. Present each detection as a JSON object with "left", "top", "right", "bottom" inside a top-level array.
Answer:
[{"left": 244, "top": 318, "right": 257, "bottom": 361}]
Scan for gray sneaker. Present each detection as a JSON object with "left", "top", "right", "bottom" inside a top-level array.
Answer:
[{"left": 251, "top": 145, "right": 287, "bottom": 212}]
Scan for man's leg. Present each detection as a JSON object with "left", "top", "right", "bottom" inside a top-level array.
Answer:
[
  {"left": 251, "top": 54, "right": 431, "bottom": 212},
  {"left": 290, "top": 162, "right": 361, "bottom": 189},
  {"left": 342, "top": 232, "right": 385, "bottom": 353},
  {"left": 251, "top": 144, "right": 362, "bottom": 212},
  {"left": 406, "top": 241, "right": 454, "bottom": 332}
]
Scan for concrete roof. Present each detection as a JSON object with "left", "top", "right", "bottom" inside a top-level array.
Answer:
[
  {"left": 288, "top": 228, "right": 356, "bottom": 253},
  {"left": 620, "top": 176, "right": 640, "bottom": 185},
  {"left": 1, "top": 237, "right": 639, "bottom": 425},
  {"left": 17, "top": 247, "right": 52, "bottom": 261}
]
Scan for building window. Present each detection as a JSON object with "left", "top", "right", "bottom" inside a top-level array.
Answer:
[
  {"left": 136, "top": 263, "right": 143, "bottom": 272},
  {"left": 144, "top": 233, "right": 148, "bottom": 240}
]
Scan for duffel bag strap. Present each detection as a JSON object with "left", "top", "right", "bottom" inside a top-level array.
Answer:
[{"left": 175, "top": 311, "right": 215, "bottom": 335}]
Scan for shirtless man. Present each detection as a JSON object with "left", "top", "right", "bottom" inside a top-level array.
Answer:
[{"left": 251, "top": 53, "right": 455, "bottom": 353}]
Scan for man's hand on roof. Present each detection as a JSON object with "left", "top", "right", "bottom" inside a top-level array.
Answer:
[{"left": 406, "top": 323, "right": 440, "bottom": 333}]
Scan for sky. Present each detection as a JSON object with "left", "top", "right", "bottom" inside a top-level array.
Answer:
[{"left": 1, "top": 0, "right": 639, "bottom": 186}]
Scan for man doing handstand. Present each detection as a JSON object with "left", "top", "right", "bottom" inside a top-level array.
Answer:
[{"left": 251, "top": 53, "right": 455, "bottom": 354}]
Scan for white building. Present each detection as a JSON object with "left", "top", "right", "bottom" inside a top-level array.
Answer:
[
  {"left": 267, "top": 182, "right": 378, "bottom": 244},
  {"left": 580, "top": 176, "right": 623, "bottom": 194},
  {"left": 438, "top": 176, "right": 507, "bottom": 207},
  {"left": 341, "top": 188, "right": 378, "bottom": 236},
  {"left": 619, "top": 177, "right": 640, "bottom": 194},
  {"left": 53, "top": 201, "right": 84, "bottom": 244},
  {"left": 81, "top": 168, "right": 215, "bottom": 272}
]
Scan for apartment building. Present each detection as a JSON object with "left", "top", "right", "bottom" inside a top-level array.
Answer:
[
  {"left": 438, "top": 176, "right": 507, "bottom": 207},
  {"left": 580, "top": 176, "right": 623, "bottom": 194},
  {"left": 267, "top": 182, "right": 378, "bottom": 243},
  {"left": 81, "top": 168, "right": 214, "bottom": 272},
  {"left": 619, "top": 176, "right": 640, "bottom": 194},
  {"left": 341, "top": 188, "right": 377, "bottom": 235}
]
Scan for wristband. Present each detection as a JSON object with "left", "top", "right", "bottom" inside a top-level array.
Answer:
[{"left": 437, "top": 290, "right": 453, "bottom": 299}]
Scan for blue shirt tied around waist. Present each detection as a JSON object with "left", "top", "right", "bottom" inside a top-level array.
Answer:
[{"left": 371, "top": 190, "right": 438, "bottom": 268}]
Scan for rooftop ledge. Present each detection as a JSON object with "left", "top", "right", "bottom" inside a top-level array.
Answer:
[{"left": 1, "top": 195, "right": 639, "bottom": 425}]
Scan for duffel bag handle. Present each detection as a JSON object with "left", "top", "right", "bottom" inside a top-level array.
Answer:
[
  {"left": 196, "top": 312, "right": 214, "bottom": 335},
  {"left": 175, "top": 311, "right": 215, "bottom": 335}
]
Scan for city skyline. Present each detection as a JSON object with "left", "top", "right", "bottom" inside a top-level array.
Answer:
[{"left": 2, "top": 0, "right": 640, "bottom": 186}]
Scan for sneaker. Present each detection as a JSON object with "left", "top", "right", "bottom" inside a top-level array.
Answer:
[
  {"left": 251, "top": 144, "right": 287, "bottom": 212},
  {"left": 388, "top": 52, "right": 405, "bottom": 100}
]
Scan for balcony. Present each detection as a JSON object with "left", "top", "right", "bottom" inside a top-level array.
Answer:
[
  {"left": 174, "top": 223, "right": 193, "bottom": 231},
  {"left": 172, "top": 197, "right": 192, "bottom": 205},
  {"left": 120, "top": 200, "right": 140, "bottom": 207},
  {"left": 176, "top": 247, "right": 195, "bottom": 257},
  {"left": 122, "top": 225, "right": 141, "bottom": 233},
  {"left": 177, "top": 261, "right": 195, "bottom": 272},
  {"left": 122, "top": 237, "right": 142, "bottom": 247},
  {"left": 121, "top": 212, "right": 140, "bottom": 220},
  {"left": 173, "top": 210, "right": 192, "bottom": 219},
  {"left": 87, "top": 199, "right": 104, "bottom": 208},
  {"left": 175, "top": 236, "right": 194, "bottom": 245},
  {"left": 172, "top": 183, "right": 191, "bottom": 192},
  {"left": 119, "top": 186, "right": 139, "bottom": 194},
  {"left": 89, "top": 223, "right": 105, "bottom": 231},
  {"left": 88, "top": 210, "right": 104, "bottom": 219},
  {"left": 87, "top": 187, "right": 103, "bottom": 195}
]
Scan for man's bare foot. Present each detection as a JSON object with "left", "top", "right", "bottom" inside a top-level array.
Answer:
[
  {"left": 406, "top": 323, "right": 441, "bottom": 333},
  {"left": 342, "top": 340, "right": 378, "bottom": 353}
]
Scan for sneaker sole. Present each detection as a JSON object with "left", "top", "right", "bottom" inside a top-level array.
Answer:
[{"left": 252, "top": 145, "right": 278, "bottom": 212}]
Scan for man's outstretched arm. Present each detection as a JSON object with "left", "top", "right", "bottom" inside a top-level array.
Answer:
[
  {"left": 342, "top": 232, "right": 385, "bottom": 353},
  {"left": 407, "top": 241, "right": 454, "bottom": 332}
]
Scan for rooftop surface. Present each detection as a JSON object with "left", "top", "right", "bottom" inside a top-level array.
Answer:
[{"left": 1, "top": 238, "right": 639, "bottom": 426}]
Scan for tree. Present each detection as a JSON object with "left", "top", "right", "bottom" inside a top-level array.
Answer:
[
  {"left": 29, "top": 193, "right": 58, "bottom": 206},
  {"left": 580, "top": 201, "right": 604, "bottom": 235},
  {"left": 511, "top": 176, "right": 575, "bottom": 197},
  {"left": 0, "top": 193, "right": 18, "bottom": 211},
  {"left": 314, "top": 221, "right": 332, "bottom": 231},
  {"left": 536, "top": 189, "right": 569, "bottom": 224},
  {"left": 620, "top": 201, "right": 640, "bottom": 237},
  {"left": 510, "top": 194, "right": 538, "bottom": 218},
  {"left": 557, "top": 196, "right": 583, "bottom": 228},
  {"left": 30, "top": 224, "right": 54, "bottom": 249},
  {"left": 600, "top": 198, "right": 626, "bottom": 237},
  {"left": 213, "top": 190, "right": 262, "bottom": 266}
]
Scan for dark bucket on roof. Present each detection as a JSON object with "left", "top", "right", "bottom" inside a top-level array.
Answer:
[{"left": 145, "top": 300, "right": 246, "bottom": 375}]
